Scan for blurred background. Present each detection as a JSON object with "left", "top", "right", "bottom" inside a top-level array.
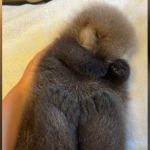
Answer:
[{"left": 2, "top": 0, "right": 148, "bottom": 149}]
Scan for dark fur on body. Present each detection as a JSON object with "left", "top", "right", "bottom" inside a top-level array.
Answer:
[{"left": 15, "top": 35, "right": 129, "bottom": 150}]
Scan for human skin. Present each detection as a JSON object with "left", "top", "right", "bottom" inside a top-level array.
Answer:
[{"left": 2, "top": 43, "right": 52, "bottom": 150}]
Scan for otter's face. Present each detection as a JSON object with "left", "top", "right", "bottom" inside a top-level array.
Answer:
[
  {"left": 79, "top": 23, "right": 127, "bottom": 59},
  {"left": 78, "top": 16, "right": 135, "bottom": 59}
]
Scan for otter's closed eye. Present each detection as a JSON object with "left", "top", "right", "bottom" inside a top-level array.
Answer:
[{"left": 95, "top": 30, "right": 101, "bottom": 40}]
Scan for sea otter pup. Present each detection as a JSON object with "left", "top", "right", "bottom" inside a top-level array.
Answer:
[{"left": 15, "top": 3, "right": 136, "bottom": 150}]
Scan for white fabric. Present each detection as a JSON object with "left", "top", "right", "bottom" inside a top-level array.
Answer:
[{"left": 3, "top": 0, "right": 148, "bottom": 150}]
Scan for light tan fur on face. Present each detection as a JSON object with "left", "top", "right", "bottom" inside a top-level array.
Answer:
[
  {"left": 79, "top": 25, "right": 97, "bottom": 53},
  {"left": 66, "top": 3, "right": 136, "bottom": 59}
]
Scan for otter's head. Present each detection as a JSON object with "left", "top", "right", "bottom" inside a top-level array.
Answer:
[{"left": 70, "top": 4, "right": 136, "bottom": 59}]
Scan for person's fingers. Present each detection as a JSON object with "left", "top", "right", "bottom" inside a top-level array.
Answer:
[{"left": 2, "top": 85, "right": 27, "bottom": 150}]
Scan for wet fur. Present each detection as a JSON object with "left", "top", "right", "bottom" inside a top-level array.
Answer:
[{"left": 15, "top": 3, "right": 134, "bottom": 150}]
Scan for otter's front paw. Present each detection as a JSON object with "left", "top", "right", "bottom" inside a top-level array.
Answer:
[{"left": 105, "top": 59, "right": 130, "bottom": 82}]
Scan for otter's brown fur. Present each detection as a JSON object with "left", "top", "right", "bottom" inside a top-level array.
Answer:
[{"left": 65, "top": 4, "right": 136, "bottom": 59}]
